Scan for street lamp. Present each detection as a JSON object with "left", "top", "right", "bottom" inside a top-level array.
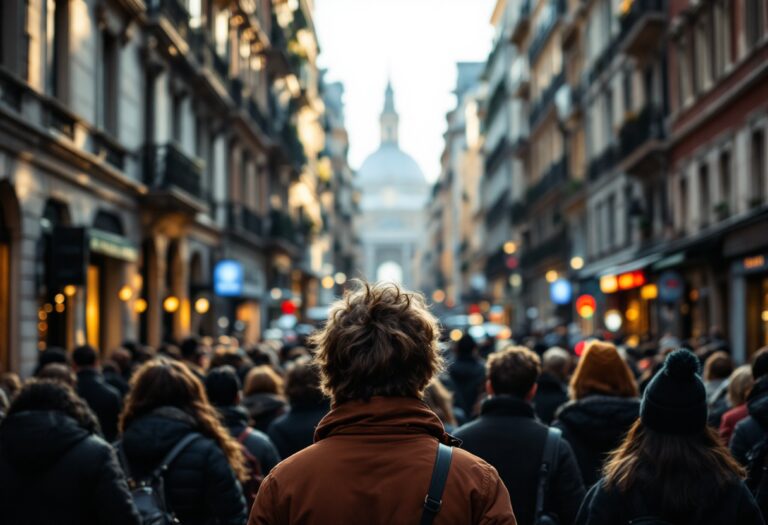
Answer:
[
  {"left": 194, "top": 297, "right": 210, "bottom": 315},
  {"left": 163, "top": 296, "right": 180, "bottom": 313}
]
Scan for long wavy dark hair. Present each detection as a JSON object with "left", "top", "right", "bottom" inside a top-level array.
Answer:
[
  {"left": 603, "top": 419, "right": 745, "bottom": 516},
  {"left": 119, "top": 359, "right": 247, "bottom": 482},
  {"left": 8, "top": 379, "right": 100, "bottom": 434}
]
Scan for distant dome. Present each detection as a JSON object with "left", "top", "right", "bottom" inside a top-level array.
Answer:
[{"left": 358, "top": 143, "right": 427, "bottom": 188}]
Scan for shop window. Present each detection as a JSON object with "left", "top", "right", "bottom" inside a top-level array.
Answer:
[{"left": 751, "top": 128, "right": 766, "bottom": 206}]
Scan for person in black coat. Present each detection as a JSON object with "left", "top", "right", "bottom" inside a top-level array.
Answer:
[
  {"left": 455, "top": 346, "right": 585, "bottom": 525},
  {"left": 72, "top": 345, "right": 123, "bottom": 442},
  {"left": 731, "top": 347, "right": 768, "bottom": 465},
  {"left": 533, "top": 347, "right": 571, "bottom": 424},
  {"left": 120, "top": 359, "right": 248, "bottom": 525},
  {"left": 242, "top": 365, "right": 288, "bottom": 432},
  {"left": 267, "top": 358, "right": 329, "bottom": 459},
  {"left": 0, "top": 380, "right": 140, "bottom": 525},
  {"left": 205, "top": 366, "right": 281, "bottom": 474},
  {"left": 553, "top": 341, "right": 640, "bottom": 487},
  {"left": 448, "top": 333, "right": 486, "bottom": 418},
  {"left": 576, "top": 350, "right": 763, "bottom": 525}
]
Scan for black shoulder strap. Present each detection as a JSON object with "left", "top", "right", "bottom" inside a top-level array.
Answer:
[
  {"left": 151, "top": 433, "right": 201, "bottom": 479},
  {"left": 535, "top": 427, "right": 562, "bottom": 519},
  {"left": 420, "top": 443, "right": 454, "bottom": 525}
]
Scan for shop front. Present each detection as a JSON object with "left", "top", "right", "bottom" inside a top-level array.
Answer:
[{"left": 0, "top": 181, "right": 19, "bottom": 372}]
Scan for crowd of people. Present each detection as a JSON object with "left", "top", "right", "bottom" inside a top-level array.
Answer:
[{"left": 0, "top": 280, "right": 767, "bottom": 524}]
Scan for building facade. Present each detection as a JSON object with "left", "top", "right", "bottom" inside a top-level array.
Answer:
[{"left": 0, "top": 0, "right": 337, "bottom": 375}]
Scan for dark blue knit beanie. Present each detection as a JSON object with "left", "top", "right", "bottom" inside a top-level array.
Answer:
[{"left": 640, "top": 349, "right": 707, "bottom": 435}]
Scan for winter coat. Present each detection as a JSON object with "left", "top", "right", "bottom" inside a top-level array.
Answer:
[
  {"left": 533, "top": 372, "right": 569, "bottom": 425},
  {"left": 267, "top": 401, "right": 329, "bottom": 459},
  {"left": 575, "top": 477, "right": 764, "bottom": 525},
  {"left": 0, "top": 410, "right": 140, "bottom": 525},
  {"left": 553, "top": 395, "right": 640, "bottom": 487},
  {"left": 242, "top": 392, "right": 287, "bottom": 432},
  {"left": 217, "top": 405, "right": 280, "bottom": 473},
  {"left": 731, "top": 377, "right": 768, "bottom": 465},
  {"left": 103, "top": 370, "right": 130, "bottom": 398},
  {"left": 248, "top": 396, "right": 516, "bottom": 525},
  {"left": 455, "top": 395, "right": 585, "bottom": 525},
  {"left": 720, "top": 404, "right": 749, "bottom": 446},
  {"left": 76, "top": 368, "right": 123, "bottom": 442},
  {"left": 448, "top": 355, "right": 487, "bottom": 417},
  {"left": 121, "top": 406, "right": 247, "bottom": 525}
]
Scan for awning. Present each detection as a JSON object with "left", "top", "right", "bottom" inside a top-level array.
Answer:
[
  {"left": 597, "top": 253, "right": 663, "bottom": 278},
  {"left": 89, "top": 229, "right": 139, "bottom": 262},
  {"left": 651, "top": 252, "right": 686, "bottom": 271}
]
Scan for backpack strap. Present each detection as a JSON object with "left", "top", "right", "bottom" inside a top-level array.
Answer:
[
  {"left": 535, "top": 427, "right": 562, "bottom": 519},
  {"left": 420, "top": 443, "right": 453, "bottom": 525},
  {"left": 150, "top": 433, "right": 201, "bottom": 480},
  {"left": 237, "top": 427, "right": 253, "bottom": 445}
]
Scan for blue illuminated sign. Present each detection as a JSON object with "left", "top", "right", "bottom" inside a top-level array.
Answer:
[
  {"left": 550, "top": 279, "right": 573, "bottom": 305},
  {"left": 214, "top": 260, "right": 244, "bottom": 297}
]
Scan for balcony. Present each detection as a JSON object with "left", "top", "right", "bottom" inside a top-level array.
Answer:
[
  {"left": 529, "top": 72, "right": 564, "bottom": 129},
  {"left": 485, "top": 191, "right": 510, "bottom": 228},
  {"left": 190, "top": 30, "right": 229, "bottom": 83},
  {"left": 248, "top": 98, "right": 271, "bottom": 135},
  {"left": 528, "top": 0, "right": 566, "bottom": 64},
  {"left": 92, "top": 130, "right": 126, "bottom": 171},
  {"left": 520, "top": 228, "right": 569, "bottom": 269},
  {"left": 510, "top": 0, "right": 532, "bottom": 46},
  {"left": 146, "top": 0, "right": 191, "bottom": 41},
  {"left": 587, "top": 144, "right": 618, "bottom": 182},
  {"left": 484, "top": 80, "right": 508, "bottom": 131},
  {"left": 485, "top": 138, "right": 509, "bottom": 175},
  {"left": 619, "top": 0, "right": 665, "bottom": 58},
  {"left": 618, "top": 105, "right": 666, "bottom": 175},
  {"left": 510, "top": 56, "right": 530, "bottom": 99},
  {"left": 228, "top": 203, "right": 265, "bottom": 239},
  {"left": 265, "top": 16, "right": 293, "bottom": 78},
  {"left": 144, "top": 143, "right": 204, "bottom": 204},
  {"left": 268, "top": 209, "right": 300, "bottom": 247},
  {"left": 0, "top": 67, "right": 24, "bottom": 112},
  {"left": 588, "top": 42, "right": 617, "bottom": 84},
  {"left": 525, "top": 157, "right": 567, "bottom": 207},
  {"left": 279, "top": 123, "right": 306, "bottom": 168}
]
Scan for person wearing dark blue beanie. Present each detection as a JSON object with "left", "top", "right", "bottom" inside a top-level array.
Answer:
[{"left": 575, "top": 350, "right": 764, "bottom": 525}]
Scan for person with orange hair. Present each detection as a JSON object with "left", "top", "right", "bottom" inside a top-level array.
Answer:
[{"left": 553, "top": 341, "right": 640, "bottom": 486}]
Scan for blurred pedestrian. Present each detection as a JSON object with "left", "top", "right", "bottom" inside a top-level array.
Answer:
[
  {"left": 720, "top": 365, "right": 754, "bottom": 445},
  {"left": 37, "top": 362, "right": 77, "bottom": 387},
  {"left": 553, "top": 341, "right": 640, "bottom": 487},
  {"left": 248, "top": 282, "right": 515, "bottom": 525},
  {"left": 33, "top": 347, "right": 69, "bottom": 376},
  {"left": 103, "top": 349, "right": 132, "bottom": 397},
  {"left": 267, "top": 358, "right": 329, "bottom": 459},
  {"left": 533, "top": 347, "right": 571, "bottom": 424},
  {"left": 575, "top": 350, "right": 762, "bottom": 524},
  {"left": 455, "top": 346, "right": 584, "bottom": 525},
  {"left": 448, "top": 333, "right": 486, "bottom": 418},
  {"left": 422, "top": 378, "right": 459, "bottom": 433},
  {"left": 119, "top": 359, "right": 248, "bottom": 525},
  {"left": 0, "top": 372, "right": 21, "bottom": 401},
  {"left": 179, "top": 336, "right": 208, "bottom": 380},
  {"left": 704, "top": 351, "right": 734, "bottom": 427},
  {"left": 242, "top": 365, "right": 288, "bottom": 432},
  {"left": 730, "top": 347, "right": 768, "bottom": 464},
  {"left": 0, "top": 380, "right": 140, "bottom": 525},
  {"left": 72, "top": 344, "right": 123, "bottom": 442},
  {"left": 205, "top": 365, "right": 281, "bottom": 487}
]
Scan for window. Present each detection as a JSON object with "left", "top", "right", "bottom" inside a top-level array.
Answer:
[
  {"left": 745, "top": 0, "right": 766, "bottom": 51},
  {"left": 607, "top": 194, "right": 616, "bottom": 249},
  {"left": 698, "top": 163, "right": 710, "bottom": 227},
  {"left": 45, "top": 0, "right": 69, "bottom": 98},
  {"left": 696, "top": 11, "right": 713, "bottom": 89},
  {"left": 102, "top": 32, "right": 119, "bottom": 135},
  {"left": 604, "top": 88, "right": 613, "bottom": 148},
  {"left": 751, "top": 128, "right": 766, "bottom": 206},
  {"left": 679, "top": 176, "right": 689, "bottom": 233},
  {"left": 622, "top": 67, "right": 633, "bottom": 115},
  {"left": 172, "top": 93, "right": 183, "bottom": 143},
  {"left": 718, "top": 150, "right": 731, "bottom": 216},
  {"left": 677, "top": 36, "right": 692, "bottom": 108}
]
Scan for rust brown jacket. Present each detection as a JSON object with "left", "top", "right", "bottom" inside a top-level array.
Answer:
[{"left": 248, "top": 396, "right": 517, "bottom": 525}]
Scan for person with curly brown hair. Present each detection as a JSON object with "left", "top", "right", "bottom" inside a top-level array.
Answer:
[
  {"left": 248, "top": 281, "right": 515, "bottom": 525},
  {"left": 119, "top": 359, "right": 248, "bottom": 525}
]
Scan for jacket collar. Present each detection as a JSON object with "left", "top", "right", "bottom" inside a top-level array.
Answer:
[
  {"left": 314, "top": 396, "right": 460, "bottom": 446},
  {"left": 480, "top": 395, "right": 535, "bottom": 419}
]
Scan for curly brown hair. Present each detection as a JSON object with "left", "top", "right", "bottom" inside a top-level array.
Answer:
[
  {"left": 487, "top": 345, "right": 542, "bottom": 398},
  {"left": 310, "top": 280, "right": 442, "bottom": 404},
  {"left": 119, "top": 359, "right": 247, "bottom": 482}
]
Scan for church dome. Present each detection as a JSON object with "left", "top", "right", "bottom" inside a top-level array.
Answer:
[{"left": 358, "top": 143, "right": 427, "bottom": 188}]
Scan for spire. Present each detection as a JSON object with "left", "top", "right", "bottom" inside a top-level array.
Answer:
[{"left": 380, "top": 79, "right": 399, "bottom": 146}]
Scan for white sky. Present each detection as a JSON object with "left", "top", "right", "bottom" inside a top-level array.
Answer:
[{"left": 314, "top": 0, "right": 497, "bottom": 182}]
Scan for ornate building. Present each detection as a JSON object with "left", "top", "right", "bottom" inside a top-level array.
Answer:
[{"left": 357, "top": 82, "right": 428, "bottom": 287}]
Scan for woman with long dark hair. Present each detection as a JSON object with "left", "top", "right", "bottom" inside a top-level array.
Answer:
[
  {"left": 119, "top": 359, "right": 248, "bottom": 525},
  {"left": 575, "top": 350, "right": 763, "bottom": 524},
  {"left": 0, "top": 380, "right": 140, "bottom": 525}
]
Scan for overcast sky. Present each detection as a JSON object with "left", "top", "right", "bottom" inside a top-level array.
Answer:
[{"left": 314, "top": 0, "right": 496, "bottom": 182}]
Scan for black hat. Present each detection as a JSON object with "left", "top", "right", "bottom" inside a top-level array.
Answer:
[{"left": 640, "top": 349, "right": 707, "bottom": 435}]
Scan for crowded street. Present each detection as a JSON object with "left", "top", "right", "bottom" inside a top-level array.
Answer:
[{"left": 1, "top": 0, "right": 768, "bottom": 523}]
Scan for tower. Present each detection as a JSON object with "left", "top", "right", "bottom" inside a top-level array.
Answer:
[{"left": 380, "top": 80, "right": 399, "bottom": 146}]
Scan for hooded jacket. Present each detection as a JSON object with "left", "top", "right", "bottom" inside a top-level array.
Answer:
[
  {"left": 730, "top": 377, "right": 768, "bottom": 465},
  {"left": 455, "top": 395, "right": 585, "bottom": 525},
  {"left": 242, "top": 392, "right": 287, "bottom": 432},
  {"left": 121, "top": 407, "right": 247, "bottom": 525},
  {"left": 248, "top": 396, "right": 516, "bottom": 525},
  {"left": 553, "top": 395, "right": 640, "bottom": 487},
  {"left": 0, "top": 411, "right": 140, "bottom": 525}
]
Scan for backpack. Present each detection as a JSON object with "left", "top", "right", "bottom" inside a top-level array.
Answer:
[
  {"left": 117, "top": 433, "right": 200, "bottom": 525},
  {"left": 236, "top": 427, "right": 265, "bottom": 506},
  {"left": 534, "top": 427, "right": 562, "bottom": 525},
  {"left": 745, "top": 437, "right": 768, "bottom": 517}
]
